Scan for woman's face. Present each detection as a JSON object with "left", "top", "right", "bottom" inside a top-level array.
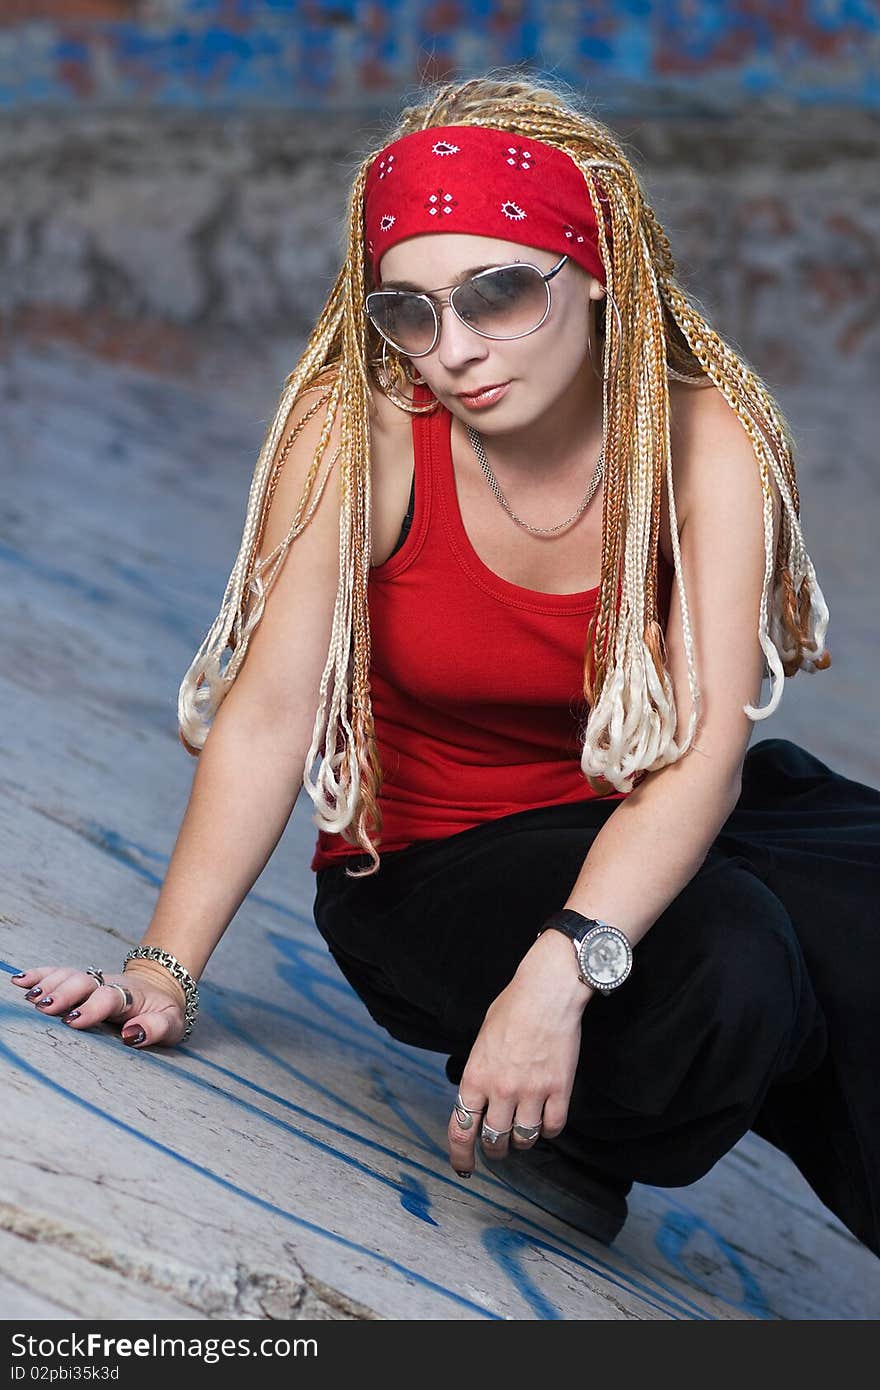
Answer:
[{"left": 376, "top": 232, "right": 606, "bottom": 436}]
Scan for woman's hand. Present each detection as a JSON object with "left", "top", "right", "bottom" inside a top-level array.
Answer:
[
  {"left": 447, "top": 929, "right": 593, "bottom": 1176},
  {"left": 9, "top": 959, "right": 188, "bottom": 1048}
]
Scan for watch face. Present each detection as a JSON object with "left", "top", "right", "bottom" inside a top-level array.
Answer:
[{"left": 579, "top": 927, "right": 631, "bottom": 987}]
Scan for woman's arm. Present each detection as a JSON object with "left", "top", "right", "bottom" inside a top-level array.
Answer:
[
  {"left": 547, "top": 381, "right": 782, "bottom": 952},
  {"left": 14, "top": 385, "right": 345, "bottom": 1044},
  {"left": 449, "top": 382, "right": 784, "bottom": 1170},
  {"left": 141, "top": 388, "right": 346, "bottom": 976},
  {"left": 134, "top": 693, "right": 314, "bottom": 983}
]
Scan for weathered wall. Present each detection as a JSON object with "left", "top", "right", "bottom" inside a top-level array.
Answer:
[
  {"left": 2, "top": 0, "right": 879, "bottom": 112},
  {"left": 6, "top": 107, "right": 879, "bottom": 368}
]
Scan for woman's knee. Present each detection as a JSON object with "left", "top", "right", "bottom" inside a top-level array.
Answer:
[
  {"left": 580, "top": 858, "right": 814, "bottom": 1116},
  {"left": 632, "top": 855, "right": 801, "bottom": 1016}
]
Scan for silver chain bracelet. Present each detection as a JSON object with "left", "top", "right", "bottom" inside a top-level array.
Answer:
[{"left": 123, "top": 946, "right": 200, "bottom": 1042}]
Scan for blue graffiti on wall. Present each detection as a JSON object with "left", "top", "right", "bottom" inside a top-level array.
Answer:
[{"left": 1, "top": 1, "right": 878, "bottom": 110}]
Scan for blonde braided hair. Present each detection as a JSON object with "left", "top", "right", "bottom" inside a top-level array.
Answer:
[{"left": 178, "top": 71, "right": 831, "bottom": 878}]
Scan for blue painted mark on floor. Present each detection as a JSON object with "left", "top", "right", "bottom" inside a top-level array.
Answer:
[
  {"left": 0, "top": 541, "right": 114, "bottom": 606},
  {"left": 396, "top": 1172, "right": 437, "bottom": 1226},
  {"left": 654, "top": 1209, "right": 773, "bottom": 1319},
  {"left": 0, "top": 1021, "right": 497, "bottom": 1319},
  {"left": 0, "top": 1003, "right": 704, "bottom": 1319},
  {"left": 1, "top": 792, "right": 780, "bottom": 1320},
  {"left": 367, "top": 1063, "right": 449, "bottom": 1161},
  {"left": 0, "top": 826, "right": 777, "bottom": 1318},
  {"left": 0, "top": 540, "right": 204, "bottom": 648},
  {"left": 3, "top": 960, "right": 762, "bottom": 1320},
  {"left": 484, "top": 1224, "right": 709, "bottom": 1322}
]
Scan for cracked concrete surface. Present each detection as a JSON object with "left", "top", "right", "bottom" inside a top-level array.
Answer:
[
  {"left": 0, "top": 1206, "right": 373, "bottom": 1321},
  {"left": 1, "top": 341, "right": 877, "bottom": 1320}
]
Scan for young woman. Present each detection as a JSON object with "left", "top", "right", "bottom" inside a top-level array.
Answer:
[{"left": 12, "top": 75, "right": 878, "bottom": 1254}]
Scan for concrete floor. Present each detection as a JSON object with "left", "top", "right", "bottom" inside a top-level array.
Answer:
[{"left": 1, "top": 340, "right": 878, "bottom": 1320}]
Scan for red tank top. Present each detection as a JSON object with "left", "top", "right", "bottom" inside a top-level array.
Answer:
[{"left": 310, "top": 389, "right": 674, "bottom": 871}]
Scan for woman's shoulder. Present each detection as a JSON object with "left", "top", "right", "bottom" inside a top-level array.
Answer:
[
  {"left": 663, "top": 373, "right": 784, "bottom": 606},
  {"left": 668, "top": 374, "right": 780, "bottom": 528},
  {"left": 657, "top": 376, "right": 730, "bottom": 567},
  {"left": 294, "top": 363, "right": 416, "bottom": 566},
  {"left": 297, "top": 364, "right": 409, "bottom": 436}
]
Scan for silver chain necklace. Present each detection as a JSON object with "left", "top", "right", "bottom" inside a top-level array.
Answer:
[{"left": 465, "top": 424, "right": 604, "bottom": 537}]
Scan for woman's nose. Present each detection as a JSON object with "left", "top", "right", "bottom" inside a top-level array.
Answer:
[{"left": 434, "top": 300, "right": 489, "bottom": 367}]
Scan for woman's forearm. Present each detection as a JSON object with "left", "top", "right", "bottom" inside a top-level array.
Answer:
[
  {"left": 135, "top": 700, "right": 309, "bottom": 981},
  {"left": 516, "top": 756, "right": 743, "bottom": 1008},
  {"left": 562, "top": 756, "right": 743, "bottom": 948}
]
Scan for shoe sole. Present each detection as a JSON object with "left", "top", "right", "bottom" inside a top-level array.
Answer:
[{"left": 478, "top": 1146, "right": 627, "bottom": 1244}]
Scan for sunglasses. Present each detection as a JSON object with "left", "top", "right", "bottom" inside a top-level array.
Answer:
[{"left": 365, "top": 254, "right": 569, "bottom": 358}]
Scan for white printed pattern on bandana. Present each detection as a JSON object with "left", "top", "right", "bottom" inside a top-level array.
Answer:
[
  {"left": 375, "top": 134, "right": 541, "bottom": 236},
  {"left": 377, "top": 154, "right": 395, "bottom": 179},
  {"left": 377, "top": 194, "right": 532, "bottom": 231},
  {"left": 425, "top": 188, "right": 458, "bottom": 216},
  {"left": 505, "top": 146, "right": 533, "bottom": 170},
  {"left": 563, "top": 223, "right": 586, "bottom": 244}
]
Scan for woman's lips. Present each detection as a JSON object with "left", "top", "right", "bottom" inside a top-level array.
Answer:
[{"left": 456, "top": 382, "right": 511, "bottom": 408}]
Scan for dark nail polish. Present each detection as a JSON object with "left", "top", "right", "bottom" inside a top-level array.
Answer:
[
  {"left": 35, "top": 996, "right": 53, "bottom": 1007},
  {"left": 25, "top": 987, "right": 42, "bottom": 999},
  {"left": 122, "top": 1027, "right": 146, "bottom": 1046},
  {"left": 63, "top": 1010, "right": 81, "bottom": 1021},
  {"left": 455, "top": 1169, "right": 473, "bottom": 1179},
  {"left": 11, "top": 973, "right": 25, "bottom": 980}
]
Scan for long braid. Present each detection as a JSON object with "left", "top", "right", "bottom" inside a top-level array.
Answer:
[{"left": 177, "top": 70, "right": 830, "bottom": 878}]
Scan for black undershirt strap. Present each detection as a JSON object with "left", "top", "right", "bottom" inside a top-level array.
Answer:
[{"left": 386, "top": 469, "right": 415, "bottom": 561}]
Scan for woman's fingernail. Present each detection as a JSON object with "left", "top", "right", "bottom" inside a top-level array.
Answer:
[
  {"left": 25, "top": 987, "right": 42, "bottom": 999},
  {"left": 11, "top": 973, "right": 25, "bottom": 980},
  {"left": 122, "top": 1027, "right": 146, "bottom": 1046},
  {"left": 35, "top": 996, "right": 54, "bottom": 1007},
  {"left": 455, "top": 1169, "right": 473, "bottom": 1179},
  {"left": 63, "top": 1010, "right": 81, "bottom": 1022}
]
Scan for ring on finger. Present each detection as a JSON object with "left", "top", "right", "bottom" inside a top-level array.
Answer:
[
  {"left": 456, "top": 1092, "right": 484, "bottom": 1115},
  {"left": 85, "top": 968, "right": 105, "bottom": 988},
  {"left": 453, "top": 1093, "right": 485, "bottom": 1130},
  {"left": 104, "top": 982, "right": 133, "bottom": 1015},
  {"left": 512, "top": 1121, "right": 542, "bottom": 1142},
  {"left": 481, "top": 1123, "right": 513, "bottom": 1146}
]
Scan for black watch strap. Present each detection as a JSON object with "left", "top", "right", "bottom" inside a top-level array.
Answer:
[
  {"left": 540, "top": 908, "right": 597, "bottom": 944},
  {"left": 539, "top": 909, "right": 633, "bottom": 993}
]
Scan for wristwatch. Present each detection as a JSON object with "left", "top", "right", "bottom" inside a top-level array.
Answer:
[{"left": 539, "top": 909, "right": 633, "bottom": 993}]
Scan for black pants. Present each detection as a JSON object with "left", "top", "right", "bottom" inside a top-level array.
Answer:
[{"left": 313, "top": 739, "right": 880, "bottom": 1255}]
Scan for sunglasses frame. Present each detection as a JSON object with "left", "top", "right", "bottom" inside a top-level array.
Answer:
[{"left": 365, "top": 253, "right": 570, "bottom": 358}]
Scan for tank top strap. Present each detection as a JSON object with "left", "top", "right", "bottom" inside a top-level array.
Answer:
[{"left": 370, "top": 381, "right": 438, "bottom": 580}]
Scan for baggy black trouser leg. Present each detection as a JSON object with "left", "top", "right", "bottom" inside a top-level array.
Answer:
[
  {"left": 716, "top": 738, "right": 880, "bottom": 1255},
  {"left": 312, "top": 738, "right": 879, "bottom": 1255}
]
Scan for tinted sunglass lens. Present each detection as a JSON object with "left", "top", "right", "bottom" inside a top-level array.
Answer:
[
  {"left": 367, "top": 264, "right": 550, "bottom": 351},
  {"left": 454, "top": 266, "right": 548, "bottom": 337},
  {"left": 368, "top": 294, "right": 436, "bottom": 354}
]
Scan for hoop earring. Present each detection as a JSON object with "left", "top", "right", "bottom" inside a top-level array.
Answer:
[
  {"left": 588, "top": 287, "right": 622, "bottom": 382},
  {"left": 403, "top": 359, "right": 428, "bottom": 386},
  {"left": 374, "top": 340, "right": 439, "bottom": 414}
]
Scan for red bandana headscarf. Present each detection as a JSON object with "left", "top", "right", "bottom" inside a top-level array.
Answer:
[{"left": 363, "top": 125, "right": 610, "bottom": 288}]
